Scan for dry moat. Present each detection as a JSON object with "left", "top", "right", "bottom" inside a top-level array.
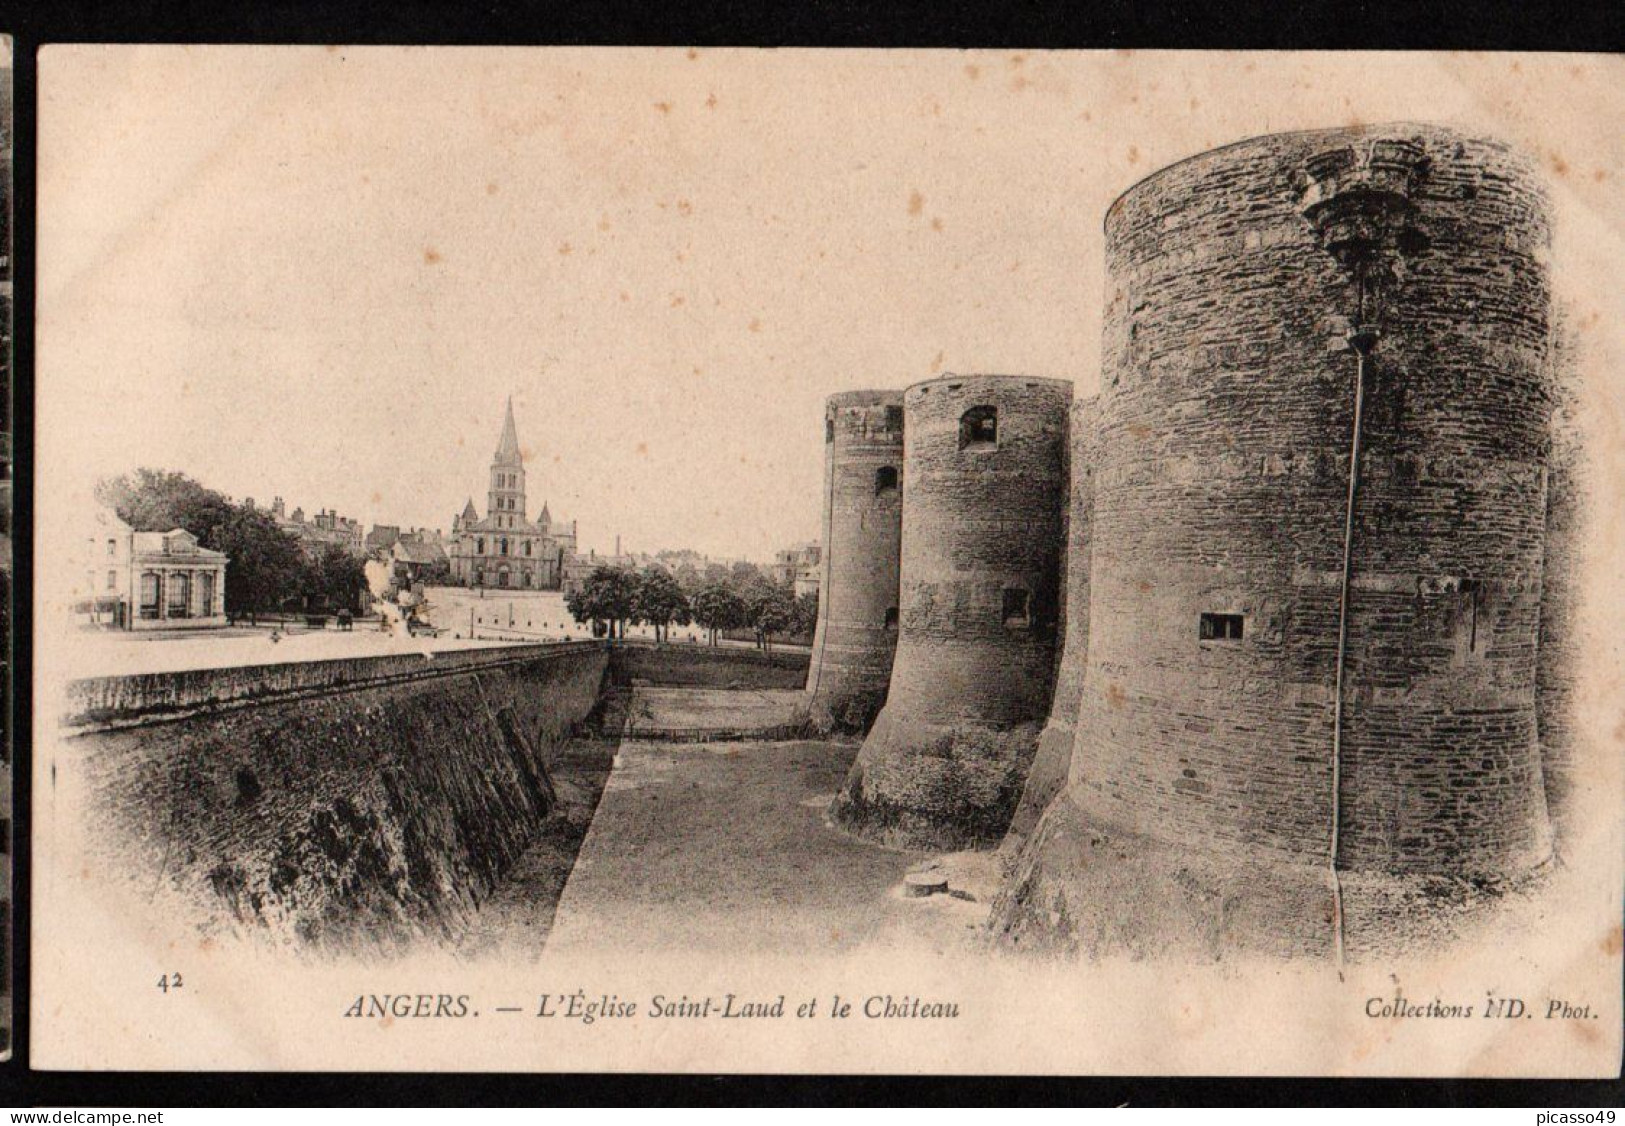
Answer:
[{"left": 62, "top": 641, "right": 996, "bottom": 963}]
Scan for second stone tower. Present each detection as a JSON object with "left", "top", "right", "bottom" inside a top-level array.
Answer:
[
  {"left": 830, "top": 373, "right": 1072, "bottom": 849},
  {"left": 805, "top": 390, "right": 906, "bottom": 731}
]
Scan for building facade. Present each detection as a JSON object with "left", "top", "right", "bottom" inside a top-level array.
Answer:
[
  {"left": 365, "top": 524, "right": 402, "bottom": 555},
  {"left": 450, "top": 399, "right": 577, "bottom": 590},
  {"left": 130, "top": 529, "right": 229, "bottom": 629},
  {"left": 79, "top": 507, "right": 228, "bottom": 631},
  {"left": 770, "top": 542, "right": 822, "bottom": 596},
  {"left": 389, "top": 534, "right": 450, "bottom": 588},
  {"left": 260, "top": 496, "right": 365, "bottom": 557},
  {"left": 79, "top": 507, "right": 135, "bottom": 628}
]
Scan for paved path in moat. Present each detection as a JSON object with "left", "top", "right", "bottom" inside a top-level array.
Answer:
[{"left": 544, "top": 714, "right": 998, "bottom": 958}]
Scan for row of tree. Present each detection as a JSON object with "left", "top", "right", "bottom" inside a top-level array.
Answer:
[
  {"left": 96, "top": 469, "right": 369, "bottom": 619},
  {"left": 564, "top": 562, "right": 818, "bottom": 651}
]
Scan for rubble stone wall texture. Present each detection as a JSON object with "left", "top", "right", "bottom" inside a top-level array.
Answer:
[
  {"left": 832, "top": 373, "right": 1072, "bottom": 849},
  {"left": 1007, "top": 396, "right": 1098, "bottom": 844},
  {"left": 997, "top": 125, "right": 1556, "bottom": 957},
  {"left": 805, "top": 390, "right": 905, "bottom": 730},
  {"left": 69, "top": 645, "right": 609, "bottom": 955}
]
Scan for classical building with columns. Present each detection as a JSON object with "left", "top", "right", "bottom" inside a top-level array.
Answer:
[
  {"left": 129, "top": 529, "right": 228, "bottom": 629},
  {"left": 449, "top": 398, "right": 577, "bottom": 590},
  {"left": 79, "top": 507, "right": 228, "bottom": 630}
]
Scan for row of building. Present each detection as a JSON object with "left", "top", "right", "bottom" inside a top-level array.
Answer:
[{"left": 246, "top": 496, "right": 366, "bottom": 557}]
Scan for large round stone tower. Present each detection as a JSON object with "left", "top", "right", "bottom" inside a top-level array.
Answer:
[
  {"left": 995, "top": 125, "right": 1556, "bottom": 960},
  {"left": 805, "top": 390, "right": 906, "bottom": 731},
  {"left": 830, "top": 373, "right": 1073, "bottom": 850},
  {"left": 1006, "top": 395, "right": 1098, "bottom": 847}
]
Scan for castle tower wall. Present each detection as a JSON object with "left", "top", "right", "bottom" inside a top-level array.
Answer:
[
  {"left": 1537, "top": 311, "right": 1584, "bottom": 848},
  {"left": 805, "top": 390, "right": 906, "bottom": 731},
  {"left": 995, "top": 125, "right": 1555, "bottom": 959},
  {"left": 1006, "top": 395, "right": 1098, "bottom": 846},
  {"left": 830, "top": 373, "right": 1072, "bottom": 850}
]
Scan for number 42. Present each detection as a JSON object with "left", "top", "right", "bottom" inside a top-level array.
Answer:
[{"left": 156, "top": 972, "right": 184, "bottom": 993}]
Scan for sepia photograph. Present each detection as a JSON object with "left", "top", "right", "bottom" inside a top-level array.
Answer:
[{"left": 26, "top": 46, "right": 1623, "bottom": 1077}]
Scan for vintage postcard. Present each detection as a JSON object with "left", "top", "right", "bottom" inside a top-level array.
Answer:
[{"left": 29, "top": 47, "right": 1623, "bottom": 1075}]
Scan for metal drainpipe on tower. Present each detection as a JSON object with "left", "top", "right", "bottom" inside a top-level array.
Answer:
[
  {"left": 1299, "top": 138, "right": 1428, "bottom": 972},
  {"left": 1329, "top": 286, "right": 1378, "bottom": 974}
]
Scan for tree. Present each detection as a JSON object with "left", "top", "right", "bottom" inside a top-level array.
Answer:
[
  {"left": 97, "top": 469, "right": 235, "bottom": 541},
  {"left": 670, "top": 560, "right": 704, "bottom": 595},
  {"left": 630, "top": 566, "right": 691, "bottom": 644},
  {"left": 688, "top": 581, "right": 746, "bottom": 646},
  {"left": 729, "top": 560, "right": 766, "bottom": 587},
  {"left": 216, "top": 506, "right": 306, "bottom": 620},
  {"left": 414, "top": 557, "right": 452, "bottom": 587},
  {"left": 791, "top": 590, "right": 820, "bottom": 641},
  {"left": 741, "top": 578, "right": 795, "bottom": 653},
  {"left": 301, "top": 543, "right": 368, "bottom": 614},
  {"left": 565, "top": 565, "right": 638, "bottom": 638}
]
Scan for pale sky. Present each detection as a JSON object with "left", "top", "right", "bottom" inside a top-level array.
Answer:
[{"left": 37, "top": 48, "right": 1622, "bottom": 559}]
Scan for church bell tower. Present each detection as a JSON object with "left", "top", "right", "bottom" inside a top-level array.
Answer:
[{"left": 487, "top": 397, "right": 527, "bottom": 530}]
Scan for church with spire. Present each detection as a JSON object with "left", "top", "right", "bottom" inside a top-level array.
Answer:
[{"left": 448, "top": 398, "right": 577, "bottom": 590}]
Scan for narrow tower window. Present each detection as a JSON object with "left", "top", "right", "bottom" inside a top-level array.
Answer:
[
  {"left": 1199, "top": 612, "right": 1244, "bottom": 641},
  {"left": 960, "top": 406, "right": 998, "bottom": 451},
  {"left": 1002, "top": 588, "right": 1030, "bottom": 628},
  {"left": 1453, "top": 579, "right": 1489, "bottom": 661},
  {"left": 884, "top": 607, "right": 899, "bottom": 629},
  {"left": 1459, "top": 580, "right": 1481, "bottom": 651},
  {"left": 874, "top": 465, "right": 899, "bottom": 496}
]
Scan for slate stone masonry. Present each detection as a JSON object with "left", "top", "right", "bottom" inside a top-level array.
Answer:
[{"left": 993, "top": 125, "right": 1561, "bottom": 958}]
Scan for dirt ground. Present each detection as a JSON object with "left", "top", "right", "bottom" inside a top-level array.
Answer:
[
  {"left": 457, "top": 684, "right": 998, "bottom": 963},
  {"left": 543, "top": 736, "right": 997, "bottom": 959}
]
